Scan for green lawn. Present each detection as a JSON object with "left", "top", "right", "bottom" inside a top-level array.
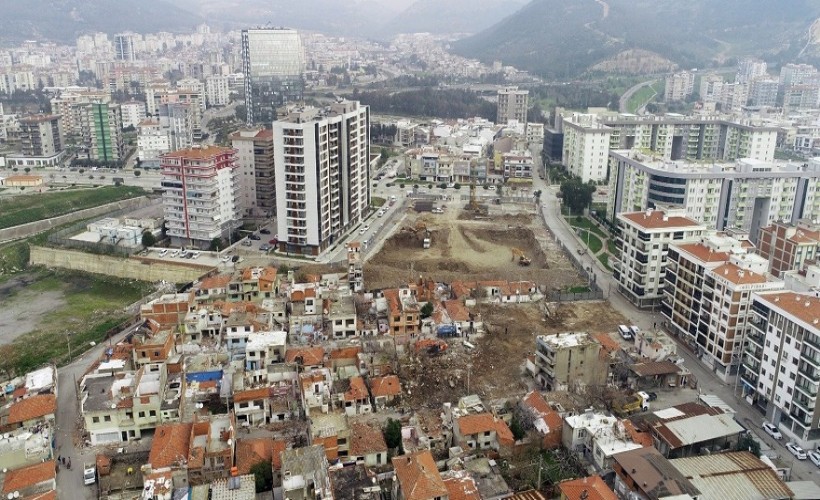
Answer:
[
  {"left": 626, "top": 82, "right": 658, "bottom": 114},
  {"left": 0, "top": 269, "right": 153, "bottom": 375},
  {"left": 0, "top": 185, "right": 145, "bottom": 229},
  {"left": 372, "top": 196, "right": 386, "bottom": 208},
  {"left": 576, "top": 229, "right": 603, "bottom": 254},
  {"left": 598, "top": 252, "right": 612, "bottom": 270},
  {"left": 568, "top": 285, "right": 591, "bottom": 294},
  {"left": 568, "top": 216, "right": 607, "bottom": 238},
  {"left": 608, "top": 239, "right": 619, "bottom": 256}
]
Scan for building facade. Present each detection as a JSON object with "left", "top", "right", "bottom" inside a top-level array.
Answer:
[
  {"left": 231, "top": 128, "right": 275, "bottom": 217},
  {"left": 241, "top": 28, "right": 305, "bottom": 125},
  {"left": 758, "top": 221, "right": 820, "bottom": 278},
  {"left": 614, "top": 210, "right": 705, "bottom": 308},
  {"left": 160, "top": 145, "right": 240, "bottom": 248},
  {"left": 496, "top": 86, "right": 528, "bottom": 125},
  {"left": 533, "top": 332, "right": 605, "bottom": 391},
  {"left": 608, "top": 152, "right": 820, "bottom": 237},
  {"left": 273, "top": 101, "right": 370, "bottom": 255},
  {"left": 80, "top": 102, "right": 124, "bottom": 162},
  {"left": 18, "top": 114, "right": 63, "bottom": 159},
  {"left": 664, "top": 72, "right": 695, "bottom": 102}
]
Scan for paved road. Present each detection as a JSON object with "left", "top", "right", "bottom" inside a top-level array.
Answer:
[
  {"left": 533, "top": 177, "right": 820, "bottom": 482},
  {"left": 619, "top": 79, "right": 656, "bottom": 114}
]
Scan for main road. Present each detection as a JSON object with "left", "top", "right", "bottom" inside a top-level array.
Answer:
[{"left": 531, "top": 174, "right": 820, "bottom": 482}]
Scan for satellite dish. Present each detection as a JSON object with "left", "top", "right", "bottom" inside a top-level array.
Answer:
[
  {"left": 227, "top": 438, "right": 233, "bottom": 446},
  {"left": 12, "top": 492, "right": 18, "bottom": 499}
]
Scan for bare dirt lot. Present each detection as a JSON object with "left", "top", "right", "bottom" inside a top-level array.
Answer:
[
  {"left": 365, "top": 205, "right": 583, "bottom": 290},
  {"left": 401, "top": 301, "right": 629, "bottom": 409}
]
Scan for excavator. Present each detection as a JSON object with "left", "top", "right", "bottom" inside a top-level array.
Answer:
[{"left": 511, "top": 247, "right": 532, "bottom": 266}]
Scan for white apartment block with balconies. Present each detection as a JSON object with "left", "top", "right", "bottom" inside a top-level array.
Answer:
[
  {"left": 615, "top": 209, "right": 705, "bottom": 309},
  {"left": 273, "top": 100, "right": 370, "bottom": 256},
  {"left": 741, "top": 291, "right": 820, "bottom": 449},
  {"left": 608, "top": 152, "right": 820, "bottom": 237},
  {"left": 160, "top": 145, "right": 239, "bottom": 248},
  {"left": 560, "top": 113, "right": 612, "bottom": 182}
]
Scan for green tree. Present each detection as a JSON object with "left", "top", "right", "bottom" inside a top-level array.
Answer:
[
  {"left": 534, "top": 190, "right": 542, "bottom": 201},
  {"left": 734, "top": 433, "right": 761, "bottom": 457},
  {"left": 383, "top": 418, "right": 403, "bottom": 453},
  {"left": 420, "top": 302, "right": 434, "bottom": 318},
  {"left": 141, "top": 231, "right": 157, "bottom": 247},
  {"left": 23, "top": 167, "right": 31, "bottom": 174},
  {"left": 510, "top": 416, "right": 526, "bottom": 441},
  {"left": 133, "top": 170, "right": 141, "bottom": 177},
  {"left": 249, "top": 460, "right": 273, "bottom": 492},
  {"left": 559, "top": 177, "right": 596, "bottom": 215},
  {"left": 209, "top": 237, "right": 224, "bottom": 251},
  {"left": 379, "top": 147, "right": 390, "bottom": 166}
]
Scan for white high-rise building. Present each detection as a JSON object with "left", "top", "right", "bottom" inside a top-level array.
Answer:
[
  {"left": 205, "top": 75, "right": 230, "bottom": 107},
  {"left": 160, "top": 145, "right": 239, "bottom": 248},
  {"left": 780, "top": 63, "right": 818, "bottom": 89},
  {"left": 497, "top": 86, "right": 529, "bottom": 125},
  {"left": 114, "top": 33, "right": 138, "bottom": 62},
  {"left": 121, "top": 101, "right": 146, "bottom": 129},
  {"left": 273, "top": 101, "right": 370, "bottom": 256},
  {"left": 664, "top": 72, "right": 696, "bottom": 102},
  {"left": 736, "top": 58, "right": 768, "bottom": 84},
  {"left": 560, "top": 113, "right": 612, "bottom": 182}
]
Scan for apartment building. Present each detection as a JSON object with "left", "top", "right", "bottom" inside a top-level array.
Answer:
[
  {"left": 231, "top": 128, "right": 275, "bottom": 217},
  {"left": 736, "top": 58, "right": 768, "bottom": 84},
  {"left": 160, "top": 145, "right": 240, "bottom": 248},
  {"left": 49, "top": 88, "right": 110, "bottom": 138},
  {"left": 608, "top": 152, "right": 820, "bottom": 237},
  {"left": 779, "top": 63, "right": 818, "bottom": 88},
  {"left": 664, "top": 71, "right": 695, "bottom": 102},
  {"left": 272, "top": 101, "right": 370, "bottom": 255},
  {"left": 383, "top": 287, "right": 420, "bottom": 341},
  {"left": 741, "top": 292, "right": 820, "bottom": 449},
  {"left": 14, "top": 114, "right": 63, "bottom": 167},
  {"left": 758, "top": 220, "right": 820, "bottom": 278},
  {"left": 502, "top": 150, "right": 534, "bottom": 181},
  {"left": 205, "top": 75, "right": 230, "bottom": 107},
  {"left": 533, "top": 332, "right": 605, "bottom": 391},
  {"left": 663, "top": 234, "right": 783, "bottom": 381},
  {"left": 497, "top": 86, "right": 528, "bottom": 125},
  {"left": 79, "top": 102, "right": 124, "bottom": 162},
  {"left": 560, "top": 112, "right": 778, "bottom": 182},
  {"left": 121, "top": 100, "right": 146, "bottom": 129},
  {"left": 614, "top": 209, "right": 705, "bottom": 308},
  {"left": 147, "top": 85, "right": 204, "bottom": 137},
  {"left": 114, "top": 32, "right": 138, "bottom": 61},
  {"left": 749, "top": 79, "right": 780, "bottom": 107}
]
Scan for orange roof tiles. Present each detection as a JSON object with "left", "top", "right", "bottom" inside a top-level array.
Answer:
[
  {"left": 22, "top": 491, "right": 56, "bottom": 500},
  {"left": 369, "top": 375, "right": 401, "bottom": 398},
  {"left": 443, "top": 474, "right": 481, "bottom": 500},
  {"left": 558, "top": 476, "right": 617, "bottom": 500},
  {"left": 345, "top": 376, "right": 369, "bottom": 401},
  {"left": 330, "top": 346, "right": 361, "bottom": 360},
  {"left": 620, "top": 211, "right": 702, "bottom": 231},
  {"left": 350, "top": 422, "right": 388, "bottom": 455},
  {"left": 443, "top": 300, "right": 470, "bottom": 322},
  {"left": 235, "top": 438, "right": 288, "bottom": 475},
  {"left": 456, "top": 413, "right": 496, "bottom": 436},
  {"left": 392, "top": 451, "right": 448, "bottom": 500},
  {"left": 756, "top": 292, "right": 820, "bottom": 328},
  {"left": 148, "top": 423, "right": 193, "bottom": 470},
  {"left": 285, "top": 346, "right": 325, "bottom": 366},
  {"left": 710, "top": 262, "right": 769, "bottom": 285},
  {"left": 199, "top": 274, "right": 231, "bottom": 290},
  {"left": 623, "top": 420, "right": 653, "bottom": 448},
  {"left": 234, "top": 387, "right": 270, "bottom": 403},
  {"left": 2, "top": 461, "right": 56, "bottom": 495},
  {"left": 7, "top": 394, "right": 56, "bottom": 424},
  {"left": 494, "top": 418, "right": 515, "bottom": 446},
  {"left": 675, "top": 243, "right": 730, "bottom": 264},
  {"left": 592, "top": 332, "right": 621, "bottom": 356}
]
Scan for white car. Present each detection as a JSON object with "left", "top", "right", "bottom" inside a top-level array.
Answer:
[
  {"left": 377, "top": 209, "right": 385, "bottom": 217},
  {"left": 762, "top": 422, "right": 782, "bottom": 440},
  {"left": 221, "top": 255, "right": 231, "bottom": 263},
  {"left": 488, "top": 185, "right": 496, "bottom": 191},
  {"left": 787, "top": 442, "right": 808, "bottom": 460},
  {"left": 170, "top": 249, "right": 180, "bottom": 258},
  {"left": 359, "top": 227, "right": 367, "bottom": 234},
  {"left": 158, "top": 249, "right": 168, "bottom": 257},
  {"left": 809, "top": 450, "right": 820, "bottom": 467},
  {"left": 191, "top": 251, "right": 200, "bottom": 259}
]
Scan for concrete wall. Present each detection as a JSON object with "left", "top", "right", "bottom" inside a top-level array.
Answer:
[
  {"left": 0, "top": 196, "right": 156, "bottom": 244},
  {"left": 30, "top": 246, "right": 213, "bottom": 283}
]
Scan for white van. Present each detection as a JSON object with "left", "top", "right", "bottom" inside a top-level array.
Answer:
[
  {"left": 158, "top": 249, "right": 168, "bottom": 257},
  {"left": 618, "top": 325, "right": 633, "bottom": 340}
]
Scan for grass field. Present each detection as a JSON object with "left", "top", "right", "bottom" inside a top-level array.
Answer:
[
  {"left": 568, "top": 216, "right": 607, "bottom": 238},
  {"left": 0, "top": 269, "right": 152, "bottom": 375},
  {"left": 576, "top": 229, "right": 603, "bottom": 254},
  {"left": 0, "top": 185, "right": 145, "bottom": 229},
  {"left": 626, "top": 82, "right": 658, "bottom": 114},
  {"left": 608, "top": 239, "right": 619, "bottom": 256}
]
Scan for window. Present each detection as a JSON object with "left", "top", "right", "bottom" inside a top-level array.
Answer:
[
  {"left": 92, "top": 416, "right": 100, "bottom": 423},
  {"left": 138, "top": 411, "right": 146, "bottom": 418}
]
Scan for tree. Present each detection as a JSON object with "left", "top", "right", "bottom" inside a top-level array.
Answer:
[
  {"left": 420, "top": 302, "right": 434, "bottom": 318},
  {"left": 23, "top": 167, "right": 31, "bottom": 174},
  {"left": 735, "top": 433, "right": 761, "bottom": 457},
  {"left": 559, "top": 177, "right": 596, "bottom": 215},
  {"left": 209, "top": 237, "right": 224, "bottom": 251},
  {"left": 534, "top": 190, "right": 542, "bottom": 201},
  {"left": 141, "top": 232, "right": 157, "bottom": 247},
  {"left": 133, "top": 170, "right": 141, "bottom": 177},
  {"left": 249, "top": 460, "right": 273, "bottom": 492},
  {"left": 383, "top": 418, "right": 403, "bottom": 453}
]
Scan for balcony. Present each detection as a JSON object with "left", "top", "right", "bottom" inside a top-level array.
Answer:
[{"left": 796, "top": 379, "right": 819, "bottom": 398}]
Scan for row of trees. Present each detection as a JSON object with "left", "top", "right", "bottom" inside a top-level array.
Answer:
[{"left": 356, "top": 88, "right": 496, "bottom": 121}]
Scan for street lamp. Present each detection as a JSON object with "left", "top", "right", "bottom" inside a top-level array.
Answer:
[{"left": 65, "top": 331, "right": 73, "bottom": 363}]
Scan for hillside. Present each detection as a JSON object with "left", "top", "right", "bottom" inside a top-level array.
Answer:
[
  {"left": 0, "top": 0, "right": 203, "bottom": 43},
  {"left": 452, "top": 0, "right": 820, "bottom": 78},
  {"left": 379, "top": 0, "right": 526, "bottom": 36}
]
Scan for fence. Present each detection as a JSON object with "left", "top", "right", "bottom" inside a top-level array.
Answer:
[{"left": 45, "top": 204, "right": 154, "bottom": 256}]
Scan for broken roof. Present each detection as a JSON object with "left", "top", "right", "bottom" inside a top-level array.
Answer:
[
  {"left": 148, "top": 423, "right": 193, "bottom": 470},
  {"left": 670, "top": 451, "right": 793, "bottom": 500},
  {"left": 392, "top": 451, "right": 448, "bottom": 500},
  {"left": 2, "top": 460, "right": 56, "bottom": 495},
  {"left": 369, "top": 375, "right": 402, "bottom": 398},
  {"left": 558, "top": 476, "right": 617, "bottom": 500},
  {"left": 7, "top": 394, "right": 56, "bottom": 424},
  {"left": 629, "top": 361, "right": 682, "bottom": 377},
  {"left": 349, "top": 421, "right": 388, "bottom": 456}
]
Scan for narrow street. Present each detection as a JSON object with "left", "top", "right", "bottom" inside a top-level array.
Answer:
[{"left": 534, "top": 180, "right": 820, "bottom": 483}]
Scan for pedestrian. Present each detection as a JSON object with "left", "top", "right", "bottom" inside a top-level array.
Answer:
[{"left": 57, "top": 455, "right": 61, "bottom": 464}]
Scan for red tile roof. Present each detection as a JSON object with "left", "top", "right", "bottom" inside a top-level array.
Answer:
[
  {"left": 349, "top": 421, "right": 388, "bottom": 455},
  {"left": 148, "top": 423, "right": 193, "bottom": 470},
  {"left": 369, "top": 375, "right": 402, "bottom": 398},
  {"left": 675, "top": 243, "right": 730, "bottom": 264},
  {"left": 620, "top": 211, "right": 702, "bottom": 231},
  {"left": 234, "top": 387, "right": 270, "bottom": 403},
  {"left": 443, "top": 474, "right": 481, "bottom": 500},
  {"left": 235, "top": 438, "right": 288, "bottom": 474},
  {"left": 286, "top": 346, "right": 325, "bottom": 366},
  {"left": 710, "top": 263, "right": 768, "bottom": 285},
  {"left": 558, "top": 476, "right": 617, "bottom": 500},
  {"left": 755, "top": 292, "right": 820, "bottom": 328},
  {"left": 330, "top": 346, "right": 362, "bottom": 360},
  {"left": 2, "top": 461, "right": 56, "bottom": 495},
  {"left": 345, "top": 376, "right": 369, "bottom": 402},
  {"left": 456, "top": 413, "right": 496, "bottom": 436},
  {"left": 161, "top": 145, "right": 234, "bottom": 160},
  {"left": 392, "top": 451, "right": 448, "bottom": 500},
  {"left": 8, "top": 394, "right": 56, "bottom": 424}
]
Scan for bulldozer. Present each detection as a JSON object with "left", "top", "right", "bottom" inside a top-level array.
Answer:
[{"left": 511, "top": 247, "right": 532, "bottom": 266}]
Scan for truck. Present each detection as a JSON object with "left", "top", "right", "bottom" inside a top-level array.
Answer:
[
  {"left": 83, "top": 463, "right": 96, "bottom": 485},
  {"left": 437, "top": 324, "right": 461, "bottom": 338},
  {"left": 612, "top": 393, "right": 649, "bottom": 417}
]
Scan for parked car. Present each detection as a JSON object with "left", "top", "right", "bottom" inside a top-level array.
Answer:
[
  {"left": 617, "top": 325, "right": 633, "bottom": 340},
  {"left": 170, "top": 250, "right": 180, "bottom": 258},
  {"left": 221, "top": 255, "right": 231, "bottom": 263},
  {"left": 260, "top": 244, "right": 271, "bottom": 251},
  {"left": 645, "top": 392, "right": 658, "bottom": 402},
  {"left": 762, "top": 422, "right": 782, "bottom": 440},
  {"left": 809, "top": 450, "right": 820, "bottom": 467},
  {"left": 488, "top": 185, "right": 496, "bottom": 191},
  {"left": 241, "top": 239, "right": 252, "bottom": 246},
  {"left": 269, "top": 238, "right": 279, "bottom": 245},
  {"left": 630, "top": 325, "right": 641, "bottom": 337},
  {"left": 787, "top": 442, "right": 808, "bottom": 460},
  {"left": 260, "top": 228, "right": 271, "bottom": 234},
  {"left": 158, "top": 249, "right": 168, "bottom": 257},
  {"left": 249, "top": 234, "right": 261, "bottom": 241},
  {"left": 231, "top": 255, "right": 241, "bottom": 262},
  {"left": 191, "top": 251, "right": 200, "bottom": 259}
]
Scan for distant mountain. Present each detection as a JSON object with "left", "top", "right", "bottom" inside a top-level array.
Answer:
[
  {"left": 0, "top": 0, "right": 204, "bottom": 43},
  {"left": 379, "top": 0, "right": 526, "bottom": 37},
  {"left": 453, "top": 0, "right": 820, "bottom": 78}
]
